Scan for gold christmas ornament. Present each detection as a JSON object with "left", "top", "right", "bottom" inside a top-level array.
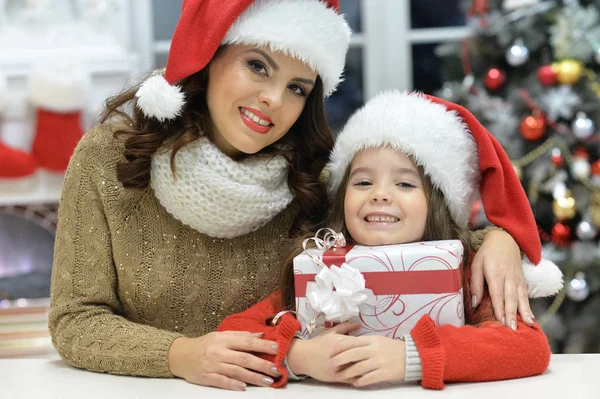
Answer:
[
  {"left": 552, "top": 60, "right": 583, "bottom": 85},
  {"left": 552, "top": 195, "right": 576, "bottom": 221}
]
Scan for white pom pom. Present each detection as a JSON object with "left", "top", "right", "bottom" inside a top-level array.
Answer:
[
  {"left": 523, "top": 258, "right": 564, "bottom": 298},
  {"left": 135, "top": 75, "right": 185, "bottom": 122}
]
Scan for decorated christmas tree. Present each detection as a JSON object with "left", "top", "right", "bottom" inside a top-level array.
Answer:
[{"left": 436, "top": 0, "right": 600, "bottom": 353}]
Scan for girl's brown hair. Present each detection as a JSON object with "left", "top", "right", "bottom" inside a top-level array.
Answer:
[
  {"left": 279, "top": 150, "right": 495, "bottom": 325},
  {"left": 99, "top": 47, "right": 333, "bottom": 234}
]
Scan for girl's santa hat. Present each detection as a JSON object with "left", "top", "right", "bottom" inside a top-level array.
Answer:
[
  {"left": 136, "top": 0, "right": 351, "bottom": 122},
  {"left": 328, "top": 91, "right": 563, "bottom": 298}
]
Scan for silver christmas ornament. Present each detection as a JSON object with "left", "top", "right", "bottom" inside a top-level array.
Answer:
[
  {"left": 576, "top": 220, "right": 597, "bottom": 240},
  {"left": 571, "top": 112, "right": 595, "bottom": 140},
  {"left": 439, "top": 82, "right": 458, "bottom": 102},
  {"left": 506, "top": 39, "right": 529, "bottom": 66},
  {"left": 571, "top": 158, "right": 591, "bottom": 180},
  {"left": 566, "top": 272, "right": 589, "bottom": 302}
]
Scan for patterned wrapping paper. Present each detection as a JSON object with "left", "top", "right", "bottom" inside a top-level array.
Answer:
[{"left": 294, "top": 240, "right": 465, "bottom": 339}]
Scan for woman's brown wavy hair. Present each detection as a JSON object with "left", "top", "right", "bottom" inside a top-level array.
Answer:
[
  {"left": 99, "top": 46, "right": 333, "bottom": 234},
  {"left": 278, "top": 152, "right": 496, "bottom": 326}
]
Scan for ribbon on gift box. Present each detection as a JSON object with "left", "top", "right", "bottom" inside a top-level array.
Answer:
[
  {"left": 300, "top": 229, "right": 376, "bottom": 324},
  {"left": 296, "top": 237, "right": 463, "bottom": 297}
]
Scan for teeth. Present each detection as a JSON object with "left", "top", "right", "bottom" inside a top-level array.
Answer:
[
  {"left": 242, "top": 108, "right": 272, "bottom": 127},
  {"left": 366, "top": 215, "right": 399, "bottom": 223}
]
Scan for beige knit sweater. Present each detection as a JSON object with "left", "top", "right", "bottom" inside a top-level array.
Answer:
[
  {"left": 49, "top": 124, "right": 298, "bottom": 377},
  {"left": 49, "top": 123, "right": 496, "bottom": 379}
]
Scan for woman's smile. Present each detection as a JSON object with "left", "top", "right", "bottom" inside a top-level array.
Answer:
[{"left": 239, "top": 106, "right": 274, "bottom": 134}]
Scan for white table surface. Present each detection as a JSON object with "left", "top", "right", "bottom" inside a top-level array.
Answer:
[{"left": 1, "top": 354, "right": 598, "bottom": 398}]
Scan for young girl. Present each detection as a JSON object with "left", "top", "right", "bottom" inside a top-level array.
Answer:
[{"left": 218, "top": 91, "right": 563, "bottom": 390}]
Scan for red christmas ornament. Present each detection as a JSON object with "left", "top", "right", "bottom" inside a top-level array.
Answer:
[
  {"left": 550, "top": 148, "right": 563, "bottom": 167},
  {"left": 592, "top": 160, "right": 600, "bottom": 176},
  {"left": 484, "top": 68, "right": 506, "bottom": 90},
  {"left": 537, "top": 65, "right": 558, "bottom": 86},
  {"left": 574, "top": 147, "right": 589, "bottom": 159},
  {"left": 551, "top": 154, "right": 564, "bottom": 167},
  {"left": 520, "top": 114, "right": 546, "bottom": 140},
  {"left": 551, "top": 223, "right": 572, "bottom": 247}
]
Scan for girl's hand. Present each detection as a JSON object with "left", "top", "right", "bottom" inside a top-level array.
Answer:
[
  {"left": 471, "top": 229, "right": 535, "bottom": 330},
  {"left": 287, "top": 322, "right": 361, "bottom": 382},
  {"left": 329, "top": 336, "right": 406, "bottom": 387},
  {"left": 168, "top": 331, "right": 282, "bottom": 391}
]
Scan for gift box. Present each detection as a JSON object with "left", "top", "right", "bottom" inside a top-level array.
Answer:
[{"left": 294, "top": 240, "right": 465, "bottom": 339}]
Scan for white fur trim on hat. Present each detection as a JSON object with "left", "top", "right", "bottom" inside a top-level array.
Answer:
[
  {"left": 0, "top": 69, "right": 7, "bottom": 113},
  {"left": 28, "top": 60, "right": 90, "bottom": 113},
  {"left": 327, "top": 91, "right": 480, "bottom": 228},
  {"left": 523, "top": 258, "right": 564, "bottom": 298},
  {"left": 223, "top": 0, "right": 352, "bottom": 97},
  {"left": 135, "top": 74, "right": 186, "bottom": 122}
]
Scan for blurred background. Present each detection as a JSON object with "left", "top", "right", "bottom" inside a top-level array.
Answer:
[{"left": 0, "top": 0, "right": 599, "bottom": 356}]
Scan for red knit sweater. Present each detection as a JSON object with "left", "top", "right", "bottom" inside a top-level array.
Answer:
[{"left": 217, "top": 291, "right": 551, "bottom": 390}]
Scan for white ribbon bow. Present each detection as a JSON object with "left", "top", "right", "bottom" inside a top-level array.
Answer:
[{"left": 306, "top": 262, "right": 376, "bottom": 324}]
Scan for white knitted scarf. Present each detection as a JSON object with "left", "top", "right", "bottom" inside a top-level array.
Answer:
[{"left": 150, "top": 137, "right": 293, "bottom": 238}]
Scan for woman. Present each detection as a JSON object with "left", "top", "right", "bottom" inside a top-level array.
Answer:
[{"left": 49, "top": 0, "right": 534, "bottom": 392}]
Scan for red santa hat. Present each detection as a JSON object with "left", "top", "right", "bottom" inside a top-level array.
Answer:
[
  {"left": 136, "top": 0, "right": 351, "bottom": 122},
  {"left": 327, "top": 91, "right": 563, "bottom": 298}
]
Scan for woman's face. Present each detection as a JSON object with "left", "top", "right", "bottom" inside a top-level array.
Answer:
[
  {"left": 206, "top": 44, "right": 318, "bottom": 158},
  {"left": 344, "top": 147, "right": 428, "bottom": 246}
]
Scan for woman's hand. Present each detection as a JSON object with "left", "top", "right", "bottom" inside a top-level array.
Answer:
[
  {"left": 471, "top": 229, "right": 534, "bottom": 330},
  {"left": 168, "top": 331, "right": 282, "bottom": 391},
  {"left": 287, "top": 322, "right": 361, "bottom": 382},
  {"left": 330, "top": 336, "right": 406, "bottom": 387}
]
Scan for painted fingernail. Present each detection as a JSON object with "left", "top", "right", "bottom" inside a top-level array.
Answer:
[
  {"left": 236, "top": 382, "right": 247, "bottom": 391},
  {"left": 272, "top": 343, "right": 278, "bottom": 352},
  {"left": 531, "top": 314, "right": 536, "bottom": 320},
  {"left": 502, "top": 316, "right": 506, "bottom": 326},
  {"left": 253, "top": 332, "right": 265, "bottom": 337},
  {"left": 510, "top": 320, "right": 517, "bottom": 331},
  {"left": 471, "top": 295, "right": 477, "bottom": 308},
  {"left": 526, "top": 316, "right": 534, "bottom": 325},
  {"left": 271, "top": 366, "right": 282, "bottom": 376},
  {"left": 261, "top": 377, "right": 274, "bottom": 386}
]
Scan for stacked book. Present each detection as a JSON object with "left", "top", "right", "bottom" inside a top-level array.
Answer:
[{"left": 0, "top": 298, "right": 53, "bottom": 357}]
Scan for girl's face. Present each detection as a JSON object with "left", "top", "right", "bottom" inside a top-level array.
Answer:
[
  {"left": 344, "top": 147, "right": 428, "bottom": 246},
  {"left": 206, "top": 44, "right": 318, "bottom": 158}
]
